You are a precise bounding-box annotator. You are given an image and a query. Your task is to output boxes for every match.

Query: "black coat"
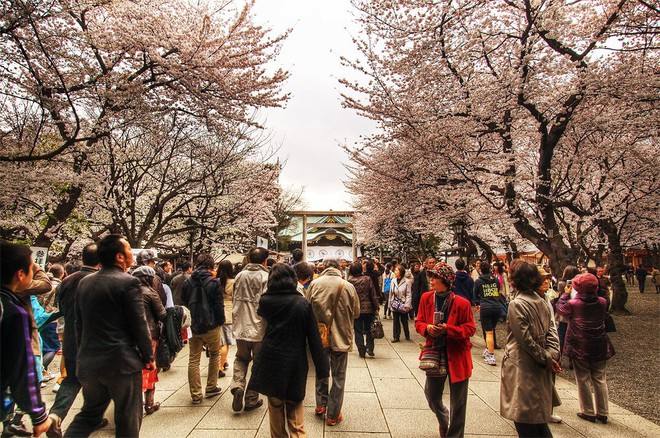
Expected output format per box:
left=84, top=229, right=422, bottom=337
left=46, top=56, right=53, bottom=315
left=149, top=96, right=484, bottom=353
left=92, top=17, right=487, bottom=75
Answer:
left=75, top=266, right=153, bottom=377
left=248, top=288, right=329, bottom=402
left=56, top=266, right=97, bottom=362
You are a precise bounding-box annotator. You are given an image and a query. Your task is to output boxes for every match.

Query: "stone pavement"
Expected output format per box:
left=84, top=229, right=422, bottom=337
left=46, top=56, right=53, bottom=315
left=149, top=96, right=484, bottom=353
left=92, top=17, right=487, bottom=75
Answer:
left=41, top=318, right=659, bottom=437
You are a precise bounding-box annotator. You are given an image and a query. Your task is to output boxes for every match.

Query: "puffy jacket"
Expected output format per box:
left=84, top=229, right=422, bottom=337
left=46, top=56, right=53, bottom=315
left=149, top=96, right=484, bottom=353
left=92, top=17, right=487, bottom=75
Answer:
left=232, top=263, right=269, bottom=342
left=556, top=291, right=615, bottom=362
left=348, top=275, right=379, bottom=315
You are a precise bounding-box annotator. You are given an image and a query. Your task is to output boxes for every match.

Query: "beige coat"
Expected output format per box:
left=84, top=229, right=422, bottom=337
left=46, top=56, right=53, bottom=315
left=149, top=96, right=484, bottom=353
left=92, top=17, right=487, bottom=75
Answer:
left=500, top=291, right=560, bottom=424
left=306, top=268, right=360, bottom=352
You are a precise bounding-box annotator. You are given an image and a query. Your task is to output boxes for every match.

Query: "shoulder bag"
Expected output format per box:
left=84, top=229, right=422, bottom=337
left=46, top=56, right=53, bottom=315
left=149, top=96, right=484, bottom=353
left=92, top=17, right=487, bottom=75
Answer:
left=604, top=312, right=616, bottom=333
left=318, top=280, right=344, bottom=348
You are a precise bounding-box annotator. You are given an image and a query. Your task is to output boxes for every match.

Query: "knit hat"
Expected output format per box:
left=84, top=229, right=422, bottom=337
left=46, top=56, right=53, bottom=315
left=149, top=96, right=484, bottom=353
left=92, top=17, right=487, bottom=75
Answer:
left=138, top=250, right=160, bottom=264
left=132, top=265, right=156, bottom=278
left=572, top=273, right=599, bottom=294
left=427, top=262, right=456, bottom=286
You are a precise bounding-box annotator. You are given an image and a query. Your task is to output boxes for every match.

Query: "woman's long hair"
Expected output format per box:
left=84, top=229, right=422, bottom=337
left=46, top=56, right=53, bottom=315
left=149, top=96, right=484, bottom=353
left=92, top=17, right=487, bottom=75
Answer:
left=217, top=259, right=234, bottom=290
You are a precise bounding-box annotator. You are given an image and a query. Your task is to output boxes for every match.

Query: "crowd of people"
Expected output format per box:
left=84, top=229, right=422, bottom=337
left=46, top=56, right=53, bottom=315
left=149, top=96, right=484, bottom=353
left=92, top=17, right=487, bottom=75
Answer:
left=1, top=237, right=647, bottom=437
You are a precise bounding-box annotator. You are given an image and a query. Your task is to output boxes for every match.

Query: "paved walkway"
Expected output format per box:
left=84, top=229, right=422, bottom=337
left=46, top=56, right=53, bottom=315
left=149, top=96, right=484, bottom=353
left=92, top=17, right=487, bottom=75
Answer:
left=42, top=318, right=658, bottom=437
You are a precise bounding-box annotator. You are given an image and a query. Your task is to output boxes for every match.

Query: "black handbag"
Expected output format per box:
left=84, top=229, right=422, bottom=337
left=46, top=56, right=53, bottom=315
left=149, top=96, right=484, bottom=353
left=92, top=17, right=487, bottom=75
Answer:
left=370, top=315, right=384, bottom=339
left=604, top=312, right=616, bottom=332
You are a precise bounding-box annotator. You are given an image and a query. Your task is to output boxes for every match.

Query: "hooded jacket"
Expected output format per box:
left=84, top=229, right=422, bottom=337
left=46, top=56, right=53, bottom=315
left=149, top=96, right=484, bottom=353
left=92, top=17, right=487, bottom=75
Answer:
left=232, top=263, right=269, bottom=342
left=453, top=271, right=474, bottom=304
left=181, top=269, right=224, bottom=335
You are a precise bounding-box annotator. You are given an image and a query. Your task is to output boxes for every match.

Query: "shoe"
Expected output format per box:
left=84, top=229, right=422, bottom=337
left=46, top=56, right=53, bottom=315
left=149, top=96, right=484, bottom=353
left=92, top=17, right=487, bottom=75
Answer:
left=494, top=345, right=503, bottom=350
left=93, top=418, right=108, bottom=432
left=482, top=348, right=489, bottom=358
left=484, top=354, right=496, bottom=366
left=144, top=389, right=161, bottom=414
left=205, top=386, right=222, bottom=398
left=577, top=412, right=596, bottom=422
left=4, top=422, right=31, bottom=437
left=223, top=363, right=229, bottom=370
left=232, top=388, right=244, bottom=412
left=359, top=352, right=365, bottom=358
left=46, top=414, right=62, bottom=438
left=41, top=381, right=47, bottom=388
left=144, top=402, right=160, bottom=415
left=244, top=399, right=263, bottom=411
left=218, top=369, right=226, bottom=378
left=192, top=398, right=202, bottom=405
left=42, top=371, right=55, bottom=382
left=367, top=350, right=375, bottom=357
left=326, top=412, right=343, bottom=426
left=52, top=383, right=60, bottom=393
left=314, top=406, right=326, bottom=416
left=405, top=336, right=411, bottom=341
left=596, top=414, right=608, bottom=424
left=391, top=338, right=400, bottom=343
left=549, top=414, right=562, bottom=423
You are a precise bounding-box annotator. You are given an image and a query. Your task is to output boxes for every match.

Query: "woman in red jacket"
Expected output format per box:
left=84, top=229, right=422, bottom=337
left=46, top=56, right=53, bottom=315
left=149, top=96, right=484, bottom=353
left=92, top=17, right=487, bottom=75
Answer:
left=415, top=263, right=476, bottom=437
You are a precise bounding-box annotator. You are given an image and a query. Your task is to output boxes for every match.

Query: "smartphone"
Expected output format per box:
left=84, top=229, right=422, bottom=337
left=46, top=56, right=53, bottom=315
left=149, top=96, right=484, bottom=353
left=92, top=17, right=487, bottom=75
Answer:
left=567, top=280, right=572, bottom=286
left=433, top=311, right=444, bottom=325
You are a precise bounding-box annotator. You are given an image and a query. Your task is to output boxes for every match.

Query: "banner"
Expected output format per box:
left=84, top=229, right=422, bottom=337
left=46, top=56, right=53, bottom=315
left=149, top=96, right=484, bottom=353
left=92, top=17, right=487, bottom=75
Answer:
left=30, top=247, right=49, bottom=269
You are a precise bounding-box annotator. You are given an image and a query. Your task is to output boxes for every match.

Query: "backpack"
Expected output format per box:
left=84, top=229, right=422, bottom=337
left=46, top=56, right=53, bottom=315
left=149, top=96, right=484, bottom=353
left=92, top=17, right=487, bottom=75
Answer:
left=384, top=276, right=392, bottom=293
left=187, top=276, right=214, bottom=335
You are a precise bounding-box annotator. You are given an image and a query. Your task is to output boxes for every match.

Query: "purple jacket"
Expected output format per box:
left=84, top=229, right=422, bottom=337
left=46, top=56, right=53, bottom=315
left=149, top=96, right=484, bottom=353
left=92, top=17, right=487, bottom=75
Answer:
left=556, top=291, right=614, bottom=362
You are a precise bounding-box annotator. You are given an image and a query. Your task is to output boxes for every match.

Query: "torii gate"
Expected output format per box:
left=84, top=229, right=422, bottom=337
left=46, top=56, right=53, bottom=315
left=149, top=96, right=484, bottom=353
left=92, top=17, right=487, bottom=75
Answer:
left=288, top=211, right=357, bottom=261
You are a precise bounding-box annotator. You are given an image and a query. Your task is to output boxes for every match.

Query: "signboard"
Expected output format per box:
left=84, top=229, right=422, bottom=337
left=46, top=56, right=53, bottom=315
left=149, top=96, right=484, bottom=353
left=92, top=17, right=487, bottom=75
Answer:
left=256, top=236, right=268, bottom=250
left=30, top=247, right=49, bottom=269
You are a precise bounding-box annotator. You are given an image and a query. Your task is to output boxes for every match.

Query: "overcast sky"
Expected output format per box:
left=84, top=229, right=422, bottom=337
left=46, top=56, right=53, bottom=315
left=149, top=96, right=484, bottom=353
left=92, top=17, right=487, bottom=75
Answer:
left=251, top=1, right=376, bottom=211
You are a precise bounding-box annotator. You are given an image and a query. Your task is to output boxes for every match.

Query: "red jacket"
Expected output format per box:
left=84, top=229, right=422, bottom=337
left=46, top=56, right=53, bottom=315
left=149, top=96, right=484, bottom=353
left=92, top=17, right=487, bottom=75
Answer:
left=415, top=291, right=476, bottom=383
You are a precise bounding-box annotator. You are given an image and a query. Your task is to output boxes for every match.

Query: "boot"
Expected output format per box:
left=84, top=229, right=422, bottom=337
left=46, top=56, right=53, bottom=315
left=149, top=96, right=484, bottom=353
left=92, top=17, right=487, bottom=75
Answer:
left=144, top=389, right=160, bottom=415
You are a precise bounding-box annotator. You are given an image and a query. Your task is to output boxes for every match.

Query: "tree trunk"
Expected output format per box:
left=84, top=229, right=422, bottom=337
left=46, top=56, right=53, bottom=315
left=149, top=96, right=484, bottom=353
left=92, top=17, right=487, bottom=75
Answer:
left=598, top=219, right=630, bottom=314
left=33, top=185, right=83, bottom=248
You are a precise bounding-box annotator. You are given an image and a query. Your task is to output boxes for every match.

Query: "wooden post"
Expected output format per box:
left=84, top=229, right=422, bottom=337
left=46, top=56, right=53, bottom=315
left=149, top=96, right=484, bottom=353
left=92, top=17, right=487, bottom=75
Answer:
left=352, top=225, right=357, bottom=261
left=302, top=214, right=308, bottom=262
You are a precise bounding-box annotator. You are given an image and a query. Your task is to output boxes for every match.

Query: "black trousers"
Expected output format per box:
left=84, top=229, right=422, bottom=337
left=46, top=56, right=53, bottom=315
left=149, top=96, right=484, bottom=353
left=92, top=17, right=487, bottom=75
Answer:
left=514, top=422, right=553, bottom=437
left=392, top=311, right=410, bottom=340
left=50, top=358, right=82, bottom=420
left=64, top=371, right=143, bottom=438
left=424, top=374, right=469, bottom=437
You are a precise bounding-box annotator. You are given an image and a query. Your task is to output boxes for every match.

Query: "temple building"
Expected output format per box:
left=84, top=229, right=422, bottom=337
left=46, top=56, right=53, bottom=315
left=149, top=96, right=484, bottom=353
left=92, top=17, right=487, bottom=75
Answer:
left=288, top=214, right=359, bottom=261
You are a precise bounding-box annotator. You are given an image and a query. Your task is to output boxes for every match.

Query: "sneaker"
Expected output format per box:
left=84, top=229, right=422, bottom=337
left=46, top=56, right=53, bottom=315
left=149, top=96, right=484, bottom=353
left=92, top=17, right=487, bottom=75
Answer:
left=52, top=383, right=60, bottom=393
left=205, top=386, right=222, bottom=398
left=484, top=354, right=496, bottom=366
left=244, top=399, right=263, bottom=411
left=191, top=398, right=202, bottom=405
left=326, top=412, right=343, bottom=426
left=42, top=371, right=55, bottom=382
left=549, top=414, right=562, bottom=423
left=4, top=422, right=31, bottom=437
left=482, top=348, right=489, bottom=358
left=314, top=406, right=326, bottom=416
left=41, top=381, right=47, bottom=388
left=218, top=369, right=226, bottom=378
left=232, top=388, right=244, bottom=412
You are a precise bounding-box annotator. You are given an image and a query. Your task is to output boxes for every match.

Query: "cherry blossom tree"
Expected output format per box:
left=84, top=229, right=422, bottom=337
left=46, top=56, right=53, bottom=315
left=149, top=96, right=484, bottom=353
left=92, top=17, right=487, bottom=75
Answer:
left=342, top=0, right=659, bottom=291
left=0, top=0, right=290, bottom=246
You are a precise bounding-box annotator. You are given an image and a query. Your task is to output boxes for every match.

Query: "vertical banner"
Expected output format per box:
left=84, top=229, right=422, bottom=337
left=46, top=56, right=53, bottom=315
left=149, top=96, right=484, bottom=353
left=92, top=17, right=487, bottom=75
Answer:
left=30, top=247, right=49, bottom=269
left=256, top=236, right=268, bottom=250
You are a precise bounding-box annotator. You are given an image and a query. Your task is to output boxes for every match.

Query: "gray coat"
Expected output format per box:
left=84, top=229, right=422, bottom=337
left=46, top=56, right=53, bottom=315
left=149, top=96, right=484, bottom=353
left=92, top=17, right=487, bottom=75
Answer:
left=500, top=291, right=560, bottom=424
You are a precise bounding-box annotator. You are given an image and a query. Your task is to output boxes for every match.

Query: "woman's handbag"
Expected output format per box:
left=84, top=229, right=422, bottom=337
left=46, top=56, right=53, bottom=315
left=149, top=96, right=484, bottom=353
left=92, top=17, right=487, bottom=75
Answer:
left=390, top=297, right=407, bottom=313
left=318, top=281, right=345, bottom=348
left=419, top=347, right=448, bottom=377
left=370, top=315, right=384, bottom=339
left=604, top=312, right=616, bottom=332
